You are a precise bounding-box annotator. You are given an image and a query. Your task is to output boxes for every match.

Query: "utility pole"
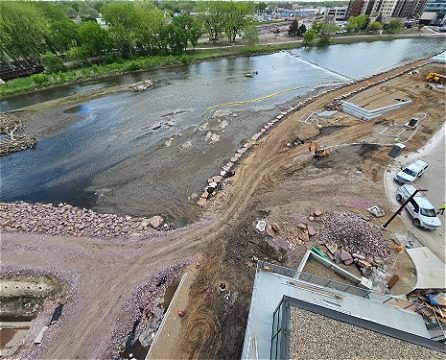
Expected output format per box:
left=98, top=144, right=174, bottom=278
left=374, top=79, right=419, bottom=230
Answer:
left=383, top=189, right=428, bottom=228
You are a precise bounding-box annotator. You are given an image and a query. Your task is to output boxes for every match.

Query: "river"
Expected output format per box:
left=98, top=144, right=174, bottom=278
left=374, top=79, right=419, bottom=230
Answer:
left=1, top=38, right=444, bottom=220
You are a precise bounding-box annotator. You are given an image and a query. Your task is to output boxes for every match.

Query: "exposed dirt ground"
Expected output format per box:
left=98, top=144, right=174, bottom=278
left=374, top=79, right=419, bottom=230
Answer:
left=1, top=60, right=445, bottom=359
left=169, top=62, right=446, bottom=359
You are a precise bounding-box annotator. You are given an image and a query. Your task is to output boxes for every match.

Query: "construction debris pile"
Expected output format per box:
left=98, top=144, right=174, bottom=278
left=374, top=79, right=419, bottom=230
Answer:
left=408, top=289, right=446, bottom=325
left=0, top=201, right=165, bottom=238
left=320, top=211, right=391, bottom=265
left=0, top=113, right=37, bottom=156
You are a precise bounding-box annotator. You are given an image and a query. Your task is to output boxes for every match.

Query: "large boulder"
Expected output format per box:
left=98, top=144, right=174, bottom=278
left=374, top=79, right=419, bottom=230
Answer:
left=149, top=215, right=164, bottom=229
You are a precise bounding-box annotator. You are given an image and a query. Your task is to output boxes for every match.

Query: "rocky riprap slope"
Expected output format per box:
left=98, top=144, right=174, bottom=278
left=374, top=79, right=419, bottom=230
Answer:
left=0, top=201, right=164, bottom=238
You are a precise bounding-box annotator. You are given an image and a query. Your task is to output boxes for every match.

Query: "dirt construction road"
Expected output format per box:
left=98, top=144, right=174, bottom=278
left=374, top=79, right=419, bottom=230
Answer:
left=1, top=59, right=445, bottom=359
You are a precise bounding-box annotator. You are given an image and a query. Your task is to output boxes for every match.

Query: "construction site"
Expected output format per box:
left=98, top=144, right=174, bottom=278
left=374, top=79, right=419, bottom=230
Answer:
left=1, top=57, right=445, bottom=359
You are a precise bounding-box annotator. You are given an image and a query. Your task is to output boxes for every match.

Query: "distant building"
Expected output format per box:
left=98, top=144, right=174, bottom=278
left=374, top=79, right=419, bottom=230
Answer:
left=346, top=0, right=428, bottom=19
left=325, top=6, right=348, bottom=21
left=294, top=7, right=323, bottom=17
left=278, top=8, right=295, bottom=18
left=420, top=0, right=446, bottom=25
left=393, top=0, right=428, bottom=18
left=347, top=0, right=367, bottom=17
left=241, top=261, right=445, bottom=360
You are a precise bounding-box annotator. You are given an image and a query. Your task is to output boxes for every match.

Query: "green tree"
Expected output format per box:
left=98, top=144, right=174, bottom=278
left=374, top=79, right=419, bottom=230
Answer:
left=288, top=19, right=300, bottom=36
left=256, top=2, right=267, bottom=13
left=368, top=21, right=382, bottom=32
left=170, top=14, right=203, bottom=52
left=166, top=24, right=185, bottom=55
left=223, top=1, right=254, bottom=44
left=243, top=24, right=259, bottom=47
left=102, top=2, right=141, bottom=58
left=0, top=2, right=49, bottom=64
left=137, top=6, right=165, bottom=54
left=388, top=19, right=403, bottom=34
left=303, top=29, right=316, bottom=47
left=78, top=21, right=111, bottom=57
left=298, top=24, right=307, bottom=36
left=40, top=52, right=65, bottom=72
left=34, top=2, right=66, bottom=22
left=66, top=46, right=88, bottom=61
left=347, top=14, right=368, bottom=32
left=318, top=22, right=338, bottom=46
left=311, top=21, right=323, bottom=33
left=198, top=1, right=226, bottom=44
left=49, top=19, right=79, bottom=54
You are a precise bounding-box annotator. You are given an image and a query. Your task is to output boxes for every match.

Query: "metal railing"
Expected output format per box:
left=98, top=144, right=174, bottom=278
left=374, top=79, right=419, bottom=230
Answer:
left=258, top=261, right=393, bottom=303
left=257, top=261, right=446, bottom=343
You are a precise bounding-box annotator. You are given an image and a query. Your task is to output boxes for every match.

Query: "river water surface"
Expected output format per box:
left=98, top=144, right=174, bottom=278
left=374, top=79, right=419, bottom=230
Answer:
left=1, top=38, right=444, bottom=219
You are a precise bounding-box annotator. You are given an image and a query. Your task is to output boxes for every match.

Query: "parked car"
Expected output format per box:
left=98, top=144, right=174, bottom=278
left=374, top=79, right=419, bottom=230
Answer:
left=396, top=184, right=441, bottom=229
left=394, top=160, right=428, bottom=184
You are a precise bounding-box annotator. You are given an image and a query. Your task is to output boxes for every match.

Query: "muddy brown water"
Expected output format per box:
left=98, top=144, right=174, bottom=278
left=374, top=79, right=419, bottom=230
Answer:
left=1, top=38, right=444, bottom=221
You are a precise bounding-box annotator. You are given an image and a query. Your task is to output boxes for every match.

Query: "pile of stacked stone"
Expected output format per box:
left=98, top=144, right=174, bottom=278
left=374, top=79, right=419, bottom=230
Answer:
left=128, top=79, right=153, bottom=92
left=0, top=201, right=165, bottom=238
left=0, top=113, right=37, bottom=156
left=320, top=211, right=391, bottom=268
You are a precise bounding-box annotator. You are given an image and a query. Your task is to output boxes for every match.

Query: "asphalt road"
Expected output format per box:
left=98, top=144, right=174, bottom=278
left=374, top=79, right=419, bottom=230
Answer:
left=385, top=123, right=445, bottom=262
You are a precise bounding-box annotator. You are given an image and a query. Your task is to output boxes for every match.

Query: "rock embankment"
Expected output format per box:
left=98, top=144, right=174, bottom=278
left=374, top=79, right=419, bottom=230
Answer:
left=0, top=201, right=165, bottom=238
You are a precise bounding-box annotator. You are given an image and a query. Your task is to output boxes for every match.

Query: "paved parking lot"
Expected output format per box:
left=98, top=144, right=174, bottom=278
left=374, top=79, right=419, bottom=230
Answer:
left=384, top=124, right=445, bottom=263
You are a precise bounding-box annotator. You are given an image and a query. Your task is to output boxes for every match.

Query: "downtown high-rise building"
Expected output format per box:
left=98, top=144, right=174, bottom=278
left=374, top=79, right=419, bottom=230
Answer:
left=346, top=0, right=429, bottom=18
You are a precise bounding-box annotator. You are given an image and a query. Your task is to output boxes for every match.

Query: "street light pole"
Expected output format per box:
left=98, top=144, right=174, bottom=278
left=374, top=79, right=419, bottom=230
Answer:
left=383, top=189, right=428, bottom=228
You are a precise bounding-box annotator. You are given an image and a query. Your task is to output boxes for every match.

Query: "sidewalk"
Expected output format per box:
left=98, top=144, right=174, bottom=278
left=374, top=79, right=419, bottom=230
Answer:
left=383, top=123, right=445, bottom=263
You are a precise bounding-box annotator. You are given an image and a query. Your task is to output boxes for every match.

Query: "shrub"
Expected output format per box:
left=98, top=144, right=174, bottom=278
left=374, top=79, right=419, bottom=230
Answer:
left=124, top=61, right=141, bottom=71
left=41, top=52, right=66, bottom=72
left=32, top=73, right=49, bottom=85
left=181, top=55, right=191, bottom=65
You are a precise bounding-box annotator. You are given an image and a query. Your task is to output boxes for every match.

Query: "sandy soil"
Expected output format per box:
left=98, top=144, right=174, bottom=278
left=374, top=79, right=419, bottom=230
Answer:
left=1, top=60, right=444, bottom=359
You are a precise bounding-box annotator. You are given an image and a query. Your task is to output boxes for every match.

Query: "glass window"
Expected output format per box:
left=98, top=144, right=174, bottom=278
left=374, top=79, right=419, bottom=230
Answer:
left=276, top=330, right=282, bottom=358
left=421, top=207, right=437, bottom=217
left=271, top=336, right=277, bottom=359
left=403, top=168, right=416, bottom=177
left=277, top=305, right=282, bottom=330
left=272, top=311, right=278, bottom=334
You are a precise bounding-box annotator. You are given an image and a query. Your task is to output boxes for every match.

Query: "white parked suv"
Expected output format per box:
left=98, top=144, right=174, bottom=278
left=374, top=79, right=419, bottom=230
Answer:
left=394, top=160, right=429, bottom=184
left=396, top=184, right=441, bottom=230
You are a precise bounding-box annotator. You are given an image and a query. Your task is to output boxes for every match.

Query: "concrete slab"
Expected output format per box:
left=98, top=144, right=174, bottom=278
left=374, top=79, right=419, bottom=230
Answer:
left=407, top=247, right=446, bottom=289
left=146, top=268, right=197, bottom=360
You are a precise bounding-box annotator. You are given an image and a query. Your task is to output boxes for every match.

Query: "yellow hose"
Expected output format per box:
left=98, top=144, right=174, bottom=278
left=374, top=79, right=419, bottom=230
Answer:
left=204, top=82, right=342, bottom=113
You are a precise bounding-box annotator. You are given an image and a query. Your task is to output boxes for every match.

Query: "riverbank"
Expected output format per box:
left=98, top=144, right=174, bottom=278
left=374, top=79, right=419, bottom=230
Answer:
left=1, top=33, right=443, bottom=99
